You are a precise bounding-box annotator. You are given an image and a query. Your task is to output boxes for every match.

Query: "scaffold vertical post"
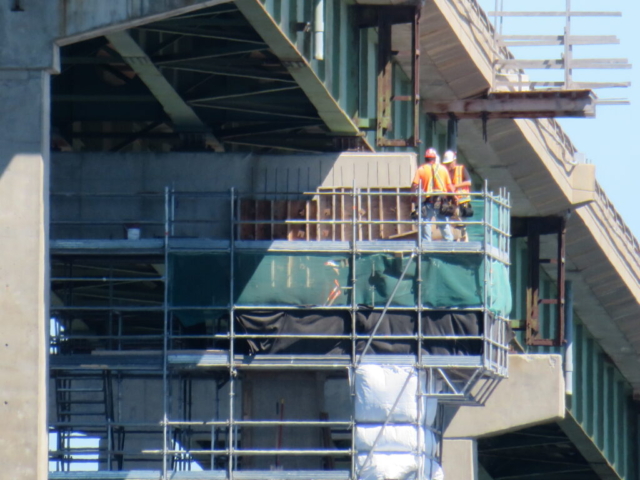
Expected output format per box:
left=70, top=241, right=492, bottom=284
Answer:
left=228, top=187, right=236, bottom=480
left=162, top=186, right=170, bottom=479
left=416, top=181, right=424, bottom=476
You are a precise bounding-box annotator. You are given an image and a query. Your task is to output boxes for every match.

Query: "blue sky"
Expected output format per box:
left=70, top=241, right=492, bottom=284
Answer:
left=476, top=0, right=638, bottom=237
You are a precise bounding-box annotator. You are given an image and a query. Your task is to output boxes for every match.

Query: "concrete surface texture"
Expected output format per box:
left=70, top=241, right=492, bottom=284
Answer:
left=50, top=152, right=417, bottom=240
left=242, top=372, right=325, bottom=470
left=444, top=354, right=565, bottom=439
left=0, top=70, right=50, bottom=479
left=0, top=3, right=254, bottom=478
left=442, top=439, right=477, bottom=480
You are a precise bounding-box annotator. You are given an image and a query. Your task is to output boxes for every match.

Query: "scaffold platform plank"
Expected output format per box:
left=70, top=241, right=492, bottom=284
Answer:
left=51, top=238, right=496, bottom=255
left=50, top=471, right=351, bottom=480
left=51, top=239, right=165, bottom=255
left=50, top=352, right=484, bottom=370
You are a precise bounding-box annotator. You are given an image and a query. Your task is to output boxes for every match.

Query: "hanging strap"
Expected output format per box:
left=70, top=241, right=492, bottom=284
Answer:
left=430, top=165, right=443, bottom=192
left=453, top=166, right=461, bottom=185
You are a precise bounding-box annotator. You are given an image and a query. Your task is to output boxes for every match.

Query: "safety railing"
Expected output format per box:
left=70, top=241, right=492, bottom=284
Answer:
left=51, top=186, right=510, bottom=253
left=48, top=186, right=510, bottom=476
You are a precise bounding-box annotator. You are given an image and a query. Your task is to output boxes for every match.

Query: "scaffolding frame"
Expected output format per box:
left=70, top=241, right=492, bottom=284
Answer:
left=49, top=185, right=510, bottom=478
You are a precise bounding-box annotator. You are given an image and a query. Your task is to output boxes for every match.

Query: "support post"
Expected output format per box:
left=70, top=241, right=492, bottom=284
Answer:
left=525, top=219, right=541, bottom=345
left=373, top=6, right=421, bottom=148
left=514, top=216, right=566, bottom=346
left=376, top=15, right=393, bottom=145
left=564, top=280, right=574, bottom=395
left=0, top=68, right=51, bottom=480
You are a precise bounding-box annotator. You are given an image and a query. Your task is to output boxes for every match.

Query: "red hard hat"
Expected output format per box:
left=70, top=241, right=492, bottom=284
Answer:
left=424, top=148, right=438, bottom=159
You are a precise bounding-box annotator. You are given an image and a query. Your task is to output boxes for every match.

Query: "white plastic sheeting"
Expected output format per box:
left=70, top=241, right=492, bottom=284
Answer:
left=357, top=454, right=444, bottom=480
left=355, top=425, right=437, bottom=456
left=355, top=365, right=443, bottom=480
left=355, top=365, right=440, bottom=424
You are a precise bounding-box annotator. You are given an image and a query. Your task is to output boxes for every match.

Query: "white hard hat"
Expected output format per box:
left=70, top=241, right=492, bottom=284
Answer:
left=442, top=150, right=457, bottom=164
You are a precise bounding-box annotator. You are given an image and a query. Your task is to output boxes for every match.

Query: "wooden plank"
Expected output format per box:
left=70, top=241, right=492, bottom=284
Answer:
left=357, top=193, right=364, bottom=241
left=272, top=200, right=287, bottom=240
left=399, top=187, right=413, bottom=236
left=395, top=187, right=401, bottom=237
left=378, top=190, right=386, bottom=239
left=346, top=188, right=356, bottom=242
left=318, top=190, right=333, bottom=241
left=255, top=199, right=271, bottom=240
left=306, top=199, right=317, bottom=241
left=367, top=189, right=374, bottom=240
left=340, top=189, right=347, bottom=242
left=239, top=198, right=256, bottom=240
left=287, top=200, right=307, bottom=241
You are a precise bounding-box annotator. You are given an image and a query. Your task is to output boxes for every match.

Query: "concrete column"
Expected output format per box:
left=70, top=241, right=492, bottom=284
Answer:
left=441, top=355, right=565, bottom=480
left=442, top=439, right=477, bottom=480
left=0, top=69, right=51, bottom=479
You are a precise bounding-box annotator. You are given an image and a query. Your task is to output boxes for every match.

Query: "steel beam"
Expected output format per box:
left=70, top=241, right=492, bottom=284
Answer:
left=218, top=121, right=321, bottom=139
left=188, top=85, right=301, bottom=103
left=235, top=0, right=369, bottom=146
left=138, top=25, right=266, bottom=45
left=105, top=30, right=222, bottom=150
left=58, top=0, right=234, bottom=45
left=152, top=45, right=270, bottom=64
left=190, top=103, right=320, bottom=120
left=424, top=91, right=598, bottom=119
left=162, top=62, right=297, bottom=83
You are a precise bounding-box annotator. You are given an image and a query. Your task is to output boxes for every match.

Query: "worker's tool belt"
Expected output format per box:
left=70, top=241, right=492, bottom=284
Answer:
left=458, top=202, right=474, bottom=218
left=424, top=196, right=457, bottom=217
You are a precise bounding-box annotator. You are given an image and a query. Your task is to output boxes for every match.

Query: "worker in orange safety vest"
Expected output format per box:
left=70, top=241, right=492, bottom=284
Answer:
left=411, top=148, right=454, bottom=242
left=442, top=150, right=472, bottom=241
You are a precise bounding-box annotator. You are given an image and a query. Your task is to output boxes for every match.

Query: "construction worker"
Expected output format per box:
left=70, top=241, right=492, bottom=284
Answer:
left=442, top=150, right=472, bottom=241
left=411, top=148, right=454, bottom=242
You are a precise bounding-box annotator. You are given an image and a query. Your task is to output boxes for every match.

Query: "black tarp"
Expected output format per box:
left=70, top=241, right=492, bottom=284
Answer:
left=236, top=310, right=350, bottom=355
left=236, top=310, right=487, bottom=356
left=356, top=310, right=483, bottom=355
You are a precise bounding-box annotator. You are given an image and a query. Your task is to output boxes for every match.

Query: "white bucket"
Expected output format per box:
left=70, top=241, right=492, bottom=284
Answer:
left=126, top=227, right=141, bottom=240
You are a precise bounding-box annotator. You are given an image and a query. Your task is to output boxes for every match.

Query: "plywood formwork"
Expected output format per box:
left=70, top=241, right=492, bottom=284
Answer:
left=238, top=187, right=415, bottom=242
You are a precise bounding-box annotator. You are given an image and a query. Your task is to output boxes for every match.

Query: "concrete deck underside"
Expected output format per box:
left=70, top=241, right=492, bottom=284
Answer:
left=393, top=0, right=640, bottom=390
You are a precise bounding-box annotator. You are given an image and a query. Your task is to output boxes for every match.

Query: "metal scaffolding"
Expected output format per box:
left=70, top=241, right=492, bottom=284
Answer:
left=48, top=186, right=510, bottom=477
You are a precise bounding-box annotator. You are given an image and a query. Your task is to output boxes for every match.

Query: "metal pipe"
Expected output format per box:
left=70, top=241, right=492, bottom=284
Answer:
left=564, top=280, right=574, bottom=395
left=162, top=186, right=170, bottom=480
left=228, top=187, right=236, bottom=480
left=144, top=448, right=353, bottom=456
left=314, top=0, right=325, bottom=61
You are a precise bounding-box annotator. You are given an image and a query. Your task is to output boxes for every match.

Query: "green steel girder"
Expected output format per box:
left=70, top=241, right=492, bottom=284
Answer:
left=218, top=121, right=323, bottom=139
left=152, top=45, right=270, bottom=64
left=58, top=0, right=235, bottom=45
left=106, top=30, right=222, bottom=151
left=52, top=0, right=420, bottom=153
left=191, top=102, right=320, bottom=120
left=235, top=0, right=371, bottom=149
left=161, top=62, right=297, bottom=83
left=187, top=85, right=300, bottom=103
left=137, top=25, right=266, bottom=45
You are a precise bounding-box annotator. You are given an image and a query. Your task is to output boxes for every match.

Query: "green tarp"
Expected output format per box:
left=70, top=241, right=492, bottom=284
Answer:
left=168, top=251, right=511, bottom=324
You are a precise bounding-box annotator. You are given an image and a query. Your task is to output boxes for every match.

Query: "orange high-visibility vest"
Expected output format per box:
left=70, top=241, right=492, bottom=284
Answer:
left=453, top=165, right=471, bottom=204
left=412, top=164, right=452, bottom=197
